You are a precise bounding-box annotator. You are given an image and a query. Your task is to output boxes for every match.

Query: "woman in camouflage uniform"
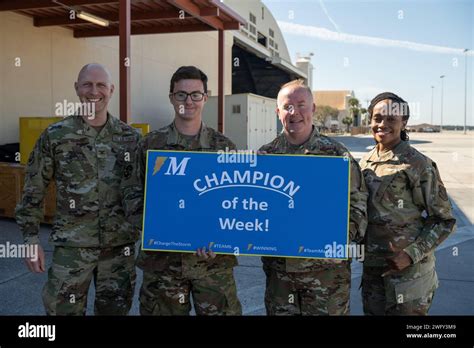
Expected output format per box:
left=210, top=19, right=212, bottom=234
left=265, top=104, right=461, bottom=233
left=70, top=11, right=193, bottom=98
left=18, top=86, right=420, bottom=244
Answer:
left=360, top=92, right=456, bottom=315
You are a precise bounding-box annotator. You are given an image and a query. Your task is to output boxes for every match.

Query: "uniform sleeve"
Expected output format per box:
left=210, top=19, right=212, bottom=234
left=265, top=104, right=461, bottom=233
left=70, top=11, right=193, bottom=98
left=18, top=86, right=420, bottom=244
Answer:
left=121, top=137, right=147, bottom=234
left=221, top=138, right=237, bottom=151
left=227, top=140, right=237, bottom=151
left=214, top=132, right=237, bottom=151
left=335, top=144, right=368, bottom=243
left=348, top=155, right=369, bottom=243
left=258, top=143, right=271, bottom=153
left=403, top=162, right=456, bottom=263
left=15, top=130, right=55, bottom=245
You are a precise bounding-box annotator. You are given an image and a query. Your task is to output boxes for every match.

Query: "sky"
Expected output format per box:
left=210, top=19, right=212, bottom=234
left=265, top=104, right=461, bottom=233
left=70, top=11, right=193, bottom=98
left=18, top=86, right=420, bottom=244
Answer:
left=261, top=0, right=473, bottom=126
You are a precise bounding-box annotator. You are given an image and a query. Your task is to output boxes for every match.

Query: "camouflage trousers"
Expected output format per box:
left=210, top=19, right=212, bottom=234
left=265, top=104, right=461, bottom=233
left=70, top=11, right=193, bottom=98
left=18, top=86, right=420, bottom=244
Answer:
left=263, top=262, right=351, bottom=316
left=42, top=244, right=136, bottom=315
left=362, top=265, right=436, bottom=315
left=139, top=267, right=242, bottom=316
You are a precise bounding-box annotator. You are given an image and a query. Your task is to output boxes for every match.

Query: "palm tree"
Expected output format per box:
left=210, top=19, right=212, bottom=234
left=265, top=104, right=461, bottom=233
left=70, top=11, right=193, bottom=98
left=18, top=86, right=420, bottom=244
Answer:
left=342, top=117, right=353, bottom=132
left=348, top=97, right=360, bottom=126
left=360, top=107, right=368, bottom=126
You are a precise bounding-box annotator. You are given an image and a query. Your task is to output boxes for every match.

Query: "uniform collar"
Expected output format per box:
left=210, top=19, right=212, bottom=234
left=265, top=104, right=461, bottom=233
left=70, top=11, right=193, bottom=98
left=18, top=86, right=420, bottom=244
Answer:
left=75, top=112, right=121, bottom=137
left=280, top=125, right=320, bottom=150
left=368, top=140, right=410, bottom=163
left=167, top=121, right=211, bottom=148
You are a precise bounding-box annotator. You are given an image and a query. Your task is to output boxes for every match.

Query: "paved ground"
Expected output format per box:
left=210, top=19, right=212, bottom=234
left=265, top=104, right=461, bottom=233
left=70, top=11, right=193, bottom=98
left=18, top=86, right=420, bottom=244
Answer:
left=0, top=131, right=472, bottom=315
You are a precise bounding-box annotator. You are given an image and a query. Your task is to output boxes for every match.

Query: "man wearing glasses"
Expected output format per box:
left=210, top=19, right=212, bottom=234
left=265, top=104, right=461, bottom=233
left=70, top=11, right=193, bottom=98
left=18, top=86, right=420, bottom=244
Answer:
left=122, top=66, right=242, bottom=315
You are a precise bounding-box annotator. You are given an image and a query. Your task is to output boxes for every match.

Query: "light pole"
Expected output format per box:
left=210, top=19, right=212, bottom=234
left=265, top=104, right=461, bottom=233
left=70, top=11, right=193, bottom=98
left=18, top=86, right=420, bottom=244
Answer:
left=440, top=75, right=445, bottom=132
left=430, top=86, right=434, bottom=125
left=463, top=49, right=469, bottom=134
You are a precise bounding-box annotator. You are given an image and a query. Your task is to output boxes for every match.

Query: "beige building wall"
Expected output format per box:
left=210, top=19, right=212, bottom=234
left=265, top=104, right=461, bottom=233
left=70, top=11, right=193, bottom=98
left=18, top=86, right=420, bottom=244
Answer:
left=0, top=11, right=233, bottom=144
left=313, top=90, right=354, bottom=129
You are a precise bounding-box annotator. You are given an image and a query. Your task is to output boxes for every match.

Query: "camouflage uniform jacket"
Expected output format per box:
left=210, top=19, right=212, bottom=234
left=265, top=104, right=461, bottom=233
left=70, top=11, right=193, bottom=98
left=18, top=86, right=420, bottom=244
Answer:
left=259, top=126, right=368, bottom=272
left=359, top=140, right=456, bottom=267
left=16, top=114, right=141, bottom=248
left=122, top=121, right=238, bottom=274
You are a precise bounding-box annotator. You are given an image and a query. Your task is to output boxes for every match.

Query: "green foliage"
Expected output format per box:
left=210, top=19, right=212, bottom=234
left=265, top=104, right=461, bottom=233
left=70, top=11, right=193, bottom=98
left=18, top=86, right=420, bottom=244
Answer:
left=342, top=116, right=353, bottom=132
left=313, top=105, right=339, bottom=125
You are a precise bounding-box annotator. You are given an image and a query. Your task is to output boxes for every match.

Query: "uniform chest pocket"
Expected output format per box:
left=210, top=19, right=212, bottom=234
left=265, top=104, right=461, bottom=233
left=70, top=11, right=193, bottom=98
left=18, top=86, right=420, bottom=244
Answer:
left=363, top=168, right=382, bottom=197
left=55, top=144, right=94, bottom=181
left=382, top=171, right=412, bottom=203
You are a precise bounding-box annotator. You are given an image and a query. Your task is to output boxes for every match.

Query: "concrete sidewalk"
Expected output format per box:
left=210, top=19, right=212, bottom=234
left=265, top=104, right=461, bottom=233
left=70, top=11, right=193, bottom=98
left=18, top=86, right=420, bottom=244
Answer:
left=1, top=132, right=472, bottom=315
left=0, top=217, right=472, bottom=315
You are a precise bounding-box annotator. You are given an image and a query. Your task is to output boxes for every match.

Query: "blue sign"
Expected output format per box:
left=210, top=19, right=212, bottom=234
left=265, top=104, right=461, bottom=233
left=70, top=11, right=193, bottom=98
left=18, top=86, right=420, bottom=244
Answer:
left=142, top=150, right=350, bottom=259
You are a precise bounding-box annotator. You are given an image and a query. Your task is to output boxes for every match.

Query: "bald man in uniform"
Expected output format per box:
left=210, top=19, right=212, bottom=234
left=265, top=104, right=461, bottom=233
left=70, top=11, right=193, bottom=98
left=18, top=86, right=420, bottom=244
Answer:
left=16, top=63, right=141, bottom=315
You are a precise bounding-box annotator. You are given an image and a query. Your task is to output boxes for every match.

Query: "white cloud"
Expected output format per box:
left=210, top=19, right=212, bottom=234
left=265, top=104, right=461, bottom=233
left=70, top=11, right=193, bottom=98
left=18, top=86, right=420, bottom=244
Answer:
left=319, top=0, right=341, bottom=33
left=278, top=21, right=473, bottom=56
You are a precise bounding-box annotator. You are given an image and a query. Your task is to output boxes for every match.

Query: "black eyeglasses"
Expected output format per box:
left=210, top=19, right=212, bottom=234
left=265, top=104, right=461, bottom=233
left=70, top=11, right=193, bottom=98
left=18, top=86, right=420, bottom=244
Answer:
left=170, top=91, right=207, bottom=102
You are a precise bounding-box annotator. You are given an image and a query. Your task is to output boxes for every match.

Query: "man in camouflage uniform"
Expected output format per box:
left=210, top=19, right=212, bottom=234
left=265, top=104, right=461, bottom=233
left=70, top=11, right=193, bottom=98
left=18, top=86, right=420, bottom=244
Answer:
left=16, top=63, right=141, bottom=315
left=122, top=66, right=242, bottom=315
left=360, top=92, right=456, bottom=315
left=259, top=79, right=368, bottom=315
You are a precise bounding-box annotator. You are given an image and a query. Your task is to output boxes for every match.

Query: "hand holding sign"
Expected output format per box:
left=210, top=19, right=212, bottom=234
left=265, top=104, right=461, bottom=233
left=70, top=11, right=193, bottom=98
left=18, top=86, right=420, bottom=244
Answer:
left=196, top=247, right=216, bottom=259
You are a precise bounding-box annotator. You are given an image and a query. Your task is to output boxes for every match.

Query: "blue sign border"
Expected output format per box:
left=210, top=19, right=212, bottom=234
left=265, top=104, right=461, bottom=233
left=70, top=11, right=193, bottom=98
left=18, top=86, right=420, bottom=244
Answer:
left=141, top=150, right=351, bottom=259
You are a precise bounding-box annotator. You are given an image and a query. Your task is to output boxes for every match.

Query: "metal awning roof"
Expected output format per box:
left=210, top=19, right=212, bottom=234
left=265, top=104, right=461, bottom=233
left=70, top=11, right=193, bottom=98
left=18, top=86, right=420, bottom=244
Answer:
left=0, top=0, right=246, bottom=37
left=1, top=0, right=247, bottom=131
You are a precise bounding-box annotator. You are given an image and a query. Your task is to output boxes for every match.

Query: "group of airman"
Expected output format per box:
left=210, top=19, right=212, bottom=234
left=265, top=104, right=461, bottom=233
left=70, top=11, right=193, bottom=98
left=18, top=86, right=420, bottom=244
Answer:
left=16, top=64, right=456, bottom=316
